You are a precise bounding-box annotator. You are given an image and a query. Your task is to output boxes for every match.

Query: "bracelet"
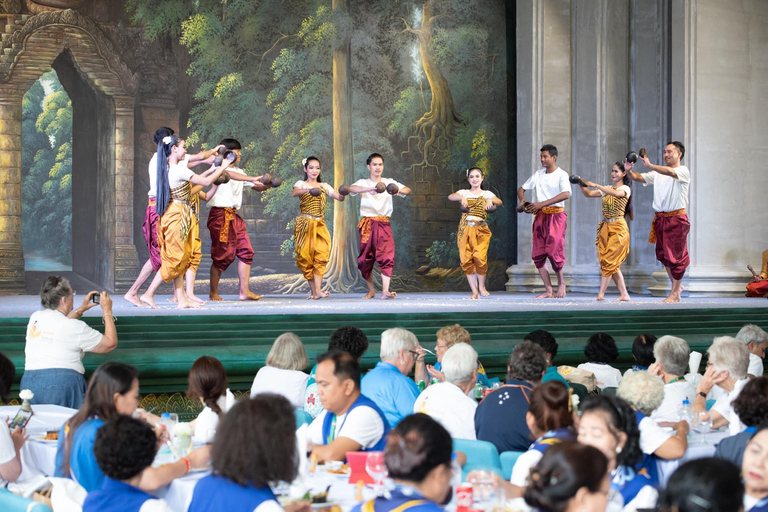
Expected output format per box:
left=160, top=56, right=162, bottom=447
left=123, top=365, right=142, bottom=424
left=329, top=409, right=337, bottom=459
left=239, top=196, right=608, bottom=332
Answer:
left=181, top=457, right=190, bottom=475
left=102, top=314, right=116, bottom=324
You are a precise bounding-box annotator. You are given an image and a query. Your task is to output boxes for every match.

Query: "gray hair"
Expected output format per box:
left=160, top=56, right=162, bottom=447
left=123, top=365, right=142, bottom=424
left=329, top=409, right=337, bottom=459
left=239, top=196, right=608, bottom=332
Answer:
left=654, top=336, right=691, bottom=377
left=40, top=276, right=71, bottom=310
left=708, top=336, right=750, bottom=381
left=617, top=370, right=664, bottom=416
left=441, top=343, right=478, bottom=384
left=266, top=333, right=309, bottom=371
left=736, top=325, right=768, bottom=345
left=380, top=328, right=419, bottom=361
left=506, top=341, right=548, bottom=383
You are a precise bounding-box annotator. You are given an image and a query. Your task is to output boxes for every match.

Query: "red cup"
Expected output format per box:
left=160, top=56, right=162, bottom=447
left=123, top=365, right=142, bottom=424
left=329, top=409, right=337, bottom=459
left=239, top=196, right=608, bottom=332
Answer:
left=456, top=483, right=474, bottom=511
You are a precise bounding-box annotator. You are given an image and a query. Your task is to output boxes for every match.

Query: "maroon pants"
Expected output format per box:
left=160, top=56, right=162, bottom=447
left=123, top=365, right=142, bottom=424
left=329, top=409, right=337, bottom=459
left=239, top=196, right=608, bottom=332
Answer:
left=207, top=207, right=254, bottom=272
left=746, top=280, right=768, bottom=297
left=358, top=220, right=395, bottom=279
left=142, top=199, right=161, bottom=272
left=654, top=214, right=690, bottom=281
left=532, top=211, right=567, bottom=272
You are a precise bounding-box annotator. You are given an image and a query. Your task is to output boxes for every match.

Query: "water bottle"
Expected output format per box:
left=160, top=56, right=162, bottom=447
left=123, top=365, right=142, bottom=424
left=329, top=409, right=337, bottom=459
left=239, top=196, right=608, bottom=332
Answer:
left=678, top=399, right=693, bottom=426
left=449, top=452, right=463, bottom=505
left=158, top=413, right=173, bottom=454
left=473, top=382, right=483, bottom=401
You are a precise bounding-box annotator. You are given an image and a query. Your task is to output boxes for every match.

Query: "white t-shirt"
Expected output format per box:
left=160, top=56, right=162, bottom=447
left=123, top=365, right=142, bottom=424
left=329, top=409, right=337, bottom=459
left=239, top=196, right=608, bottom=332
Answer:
left=749, top=353, right=764, bottom=377
left=168, top=156, right=194, bottom=189
left=577, top=362, right=622, bottom=389
left=307, top=405, right=385, bottom=450
left=622, top=482, right=658, bottom=512
left=140, top=499, right=175, bottom=512
left=712, top=378, right=749, bottom=435
left=598, top=185, right=632, bottom=198
left=641, top=166, right=690, bottom=212
left=193, top=390, right=234, bottom=444
left=510, top=449, right=543, bottom=486
left=350, top=178, right=406, bottom=217
left=0, top=422, right=16, bottom=487
left=293, top=181, right=334, bottom=195
left=25, top=309, right=103, bottom=373
left=638, top=415, right=672, bottom=455
left=651, top=380, right=696, bottom=422
left=148, top=153, right=158, bottom=198
left=413, top=382, right=477, bottom=440
left=455, top=189, right=497, bottom=222
left=520, top=167, right=572, bottom=207
left=207, top=167, right=255, bottom=209
left=250, top=366, right=309, bottom=409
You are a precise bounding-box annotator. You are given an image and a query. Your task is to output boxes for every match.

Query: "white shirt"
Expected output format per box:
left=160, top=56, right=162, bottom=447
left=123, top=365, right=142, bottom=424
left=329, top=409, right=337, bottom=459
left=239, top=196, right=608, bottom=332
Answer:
left=651, top=379, right=696, bottom=422
left=140, top=500, right=175, bottom=512
left=638, top=415, right=672, bottom=455
left=293, top=181, right=334, bottom=195
left=622, top=482, right=658, bottom=512
left=350, top=178, right=406, bottom=217
left=598, top=184, right=632, bottom=198
left=148, top=153, right=158, bottom=197
left=520, top=167, right=572, bottom=207
left=749, top=353, right=764, bottom=377
left=307, top=405, right=385, bottom=450
left=250, top=366, right=309, bottom=409
left=641, top=166, right=690, bottom=212
left=24, top=309, right=103, bottom=373
left=455, top=189, right=497, bottom=222
left=0, top=422, right=16, bottom=487
left=168, top=156, right=194, bottom=189
left=207, top=167, right=254, bottom=209
left=413, top=382, right=477, bottom=440
left=712, top=378, right=749, bottom=435
left=510, top=450, right=543, bottom=486
left=193, top=390, right=234, bottom=444
left=577, top=362, right=622, bottom=389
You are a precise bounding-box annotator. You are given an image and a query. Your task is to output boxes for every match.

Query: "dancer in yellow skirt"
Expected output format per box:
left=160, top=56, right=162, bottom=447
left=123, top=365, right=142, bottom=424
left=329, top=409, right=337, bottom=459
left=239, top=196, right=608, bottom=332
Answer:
left=577, top=161, right=633, bottom=302
left=448, top=168, right=503, bottom=299
left=292, top=156, right=346, bottom=300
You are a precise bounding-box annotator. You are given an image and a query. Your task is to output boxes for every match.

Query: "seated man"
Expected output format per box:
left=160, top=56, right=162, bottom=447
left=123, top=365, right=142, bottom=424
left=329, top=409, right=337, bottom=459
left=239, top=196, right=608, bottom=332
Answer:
left=648, top=335, right=696, bottom=422
left=308, top=351, right=389, bottom=463
left=361, top=328, right=426, bottom=427
left=694, top=336, right=750, bottom=435
left=414, top=343, right=478, bottom=439
left=746, top=250, right=768, bottom=297
left=523, top=329, right=568, bottom=386
left=735, top=324, right=768, bottom=378
left=475, top=341, right=547, bottom=453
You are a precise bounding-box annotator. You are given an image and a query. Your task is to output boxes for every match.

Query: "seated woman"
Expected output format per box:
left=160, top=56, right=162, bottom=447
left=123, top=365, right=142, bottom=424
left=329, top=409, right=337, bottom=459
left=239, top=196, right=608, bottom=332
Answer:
left=624, top=333, right=657, bottom=377
left=83, top=416, right=173, bottom=512
left=188, top=394, right=307, bottom=512
left=715, top=377, right=768, bottom=467
left=426, top=324, right=490, bottom=387
left=577, top=333, right=622, bottom=390
left=351, top=413, right=453, bottom=512
left=657, top=458, right=742, bottom=512
left=742, top=424, right=768, bottom=512
left=186, top=356, right=234, bottom=443
left=21, top=276, right=117, bottom=408
left=0, top=352, right=25, bottom=486
left=523, top=441, right=611, bottom=512
left=55, top=361, right=210, bottom=492
left=251, top=333, right=310, bottom=408
left=578, top=395, right=657, bottom=512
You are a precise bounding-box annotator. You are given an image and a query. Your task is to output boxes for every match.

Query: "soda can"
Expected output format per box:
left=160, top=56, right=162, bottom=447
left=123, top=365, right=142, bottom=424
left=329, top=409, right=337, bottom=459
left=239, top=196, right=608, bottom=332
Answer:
left=482, top=388, right=494, bottom=399
left=456, top=483, right=474, bottom=511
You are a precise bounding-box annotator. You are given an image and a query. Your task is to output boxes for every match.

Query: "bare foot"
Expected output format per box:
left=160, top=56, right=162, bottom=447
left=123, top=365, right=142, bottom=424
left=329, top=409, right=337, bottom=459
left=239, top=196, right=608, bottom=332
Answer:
left=168, top=296, right=177, bottom=303
left=320, top=291, right=330, bottom=298
left=124, top=291, right=144, bottom=307
left=381, top=291, right=397, bottom=300
left=534, top=290, right=554, bottom=299
left=661, top=293, right=681, bottom=303
left=209, top=293, right=223, bottom=301
left=479, top=288, right=490, bottom=297
left=596, top=295, right=605, bottom=302
left=239, top=291, right=262, bottom=301
left=362, top=291, right=376, bottom=299
left=615, top=295, right=631, bottom=302
left=469, top=293, right=479, bottom=300
left=178, top=299, right=202, bottom=309
left=556, top=284, right=567, bottom=298
left=188, top=294, right=207, bottom=305
left=139, top=294, right=159, bottom=309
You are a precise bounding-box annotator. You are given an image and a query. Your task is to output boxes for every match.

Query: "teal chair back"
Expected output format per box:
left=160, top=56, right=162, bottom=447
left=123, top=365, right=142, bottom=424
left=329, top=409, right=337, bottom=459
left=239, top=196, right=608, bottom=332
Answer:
left=601, top=387, right=618, bottom=395
left=0, top=489, right=52, bottom=512
left=499, top=450, right=524, bottom=480
left=295, top=409, right=313, bottom=428
left=453, top=438, right=503, bottom=479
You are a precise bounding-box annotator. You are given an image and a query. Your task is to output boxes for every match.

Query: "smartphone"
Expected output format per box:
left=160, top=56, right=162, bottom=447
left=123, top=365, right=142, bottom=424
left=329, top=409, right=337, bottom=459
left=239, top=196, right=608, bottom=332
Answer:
left=92, top=293, right=100, bottom=304
left=9, top=407, right=33, bottom=430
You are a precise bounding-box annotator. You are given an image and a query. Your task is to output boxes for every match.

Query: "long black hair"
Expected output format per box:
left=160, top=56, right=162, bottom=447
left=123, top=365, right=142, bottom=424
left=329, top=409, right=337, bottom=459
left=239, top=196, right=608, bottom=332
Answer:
left=303, top=156, right=322, bottom=183
left=156, top=135, right=183, bottom=218
left=579, top=395, right=643, bottom=468
left=613, top=161, right=633, bottom=220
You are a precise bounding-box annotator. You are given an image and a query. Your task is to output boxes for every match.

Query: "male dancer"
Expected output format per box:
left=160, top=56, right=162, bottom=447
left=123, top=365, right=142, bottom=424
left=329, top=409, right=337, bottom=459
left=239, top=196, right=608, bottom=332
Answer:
left=349, top=153, right=410, bottom=299
left=207, top=138, right=268, bottom=301
left=517, top=144, right=572, bottom=298
left=628, top=141, right=690, bottom=303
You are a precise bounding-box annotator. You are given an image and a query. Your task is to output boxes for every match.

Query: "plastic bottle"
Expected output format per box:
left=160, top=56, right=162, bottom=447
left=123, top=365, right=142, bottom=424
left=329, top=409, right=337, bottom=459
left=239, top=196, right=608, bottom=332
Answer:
left=473, top=382, right=483, bottom=401
left=449, top=452, right=463, bottom=506
left=417, top=380, right=426, bottom=392
left=158, top=413, right=173, bottom=454
left=678, top=399, right=693, bottom=426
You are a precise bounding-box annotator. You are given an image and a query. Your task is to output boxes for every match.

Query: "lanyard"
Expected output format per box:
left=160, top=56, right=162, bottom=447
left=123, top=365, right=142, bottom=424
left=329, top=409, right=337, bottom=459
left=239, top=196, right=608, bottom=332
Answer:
left=326, top=413, right=350, bottom=444
left=668, top=376, right=685, bottom=384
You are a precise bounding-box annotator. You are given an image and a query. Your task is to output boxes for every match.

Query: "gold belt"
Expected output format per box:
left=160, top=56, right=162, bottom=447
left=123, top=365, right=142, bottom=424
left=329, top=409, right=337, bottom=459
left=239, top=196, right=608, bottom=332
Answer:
left=649, top=208, right=686, bottom=244
left=603, top=217, right=624, bottom=224
left=467, top=220, right=487, bottom=227
left=299, top=213, right=323, bottom=221
left=540, top=206, right=564, bottom=215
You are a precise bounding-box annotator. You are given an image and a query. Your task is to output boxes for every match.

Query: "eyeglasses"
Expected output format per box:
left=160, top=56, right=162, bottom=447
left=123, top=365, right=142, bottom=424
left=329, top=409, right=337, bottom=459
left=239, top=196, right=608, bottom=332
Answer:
left=408, top=350, right=420, bottom=361
left=435, top=344, right=448, bottom=350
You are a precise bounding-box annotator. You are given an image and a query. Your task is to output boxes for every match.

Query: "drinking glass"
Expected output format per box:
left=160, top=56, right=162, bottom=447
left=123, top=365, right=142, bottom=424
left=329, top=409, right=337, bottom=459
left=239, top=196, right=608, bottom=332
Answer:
left=469, top=469, right=496, bottom=508
left=366, top=451, right=387, bottom=494
left=696, top=411, right=711, bottom=443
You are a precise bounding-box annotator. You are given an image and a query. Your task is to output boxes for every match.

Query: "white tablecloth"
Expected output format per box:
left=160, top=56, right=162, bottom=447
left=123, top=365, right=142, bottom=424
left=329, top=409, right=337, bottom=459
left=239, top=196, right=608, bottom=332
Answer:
left=656, top=429, right=730, bottom=485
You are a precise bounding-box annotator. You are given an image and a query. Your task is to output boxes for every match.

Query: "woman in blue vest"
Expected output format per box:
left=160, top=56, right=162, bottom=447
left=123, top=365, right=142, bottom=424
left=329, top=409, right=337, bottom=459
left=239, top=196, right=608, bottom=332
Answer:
left=742, top=425, right=768, bottom=512
left=658, top=458, right=742, bottom=512
left=577, top=395, right=656, bottom=511
left=351, top=413, right=452, bottom=512
left=189, top=394, right=303, bottom=512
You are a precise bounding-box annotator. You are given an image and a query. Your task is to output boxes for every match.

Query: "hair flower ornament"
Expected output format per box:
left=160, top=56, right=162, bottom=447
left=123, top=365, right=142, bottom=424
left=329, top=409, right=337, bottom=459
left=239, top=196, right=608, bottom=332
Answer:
left=163, top=136, right=172, bottom=145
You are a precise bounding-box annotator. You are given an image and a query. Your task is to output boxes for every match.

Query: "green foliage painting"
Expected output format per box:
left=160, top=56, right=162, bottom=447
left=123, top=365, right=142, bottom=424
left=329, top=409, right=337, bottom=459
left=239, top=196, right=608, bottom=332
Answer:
left=22, top=71, right=73, bottom=268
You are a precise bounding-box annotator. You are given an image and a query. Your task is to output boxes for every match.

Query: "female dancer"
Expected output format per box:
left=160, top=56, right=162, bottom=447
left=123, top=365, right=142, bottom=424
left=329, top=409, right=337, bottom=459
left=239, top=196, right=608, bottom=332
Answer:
left=577, top=162, right=632, bottom=301
left=448, top=167, right=502, bottom=299
left=292, top=156, right=345, bottom=299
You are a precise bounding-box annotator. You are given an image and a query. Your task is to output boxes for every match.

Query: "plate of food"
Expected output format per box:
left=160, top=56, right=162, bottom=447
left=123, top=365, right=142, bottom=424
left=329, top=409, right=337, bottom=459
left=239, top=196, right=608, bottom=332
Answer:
left=33, top=431, right=60, bottom=444
left=323, top=461, right=350, bottom=475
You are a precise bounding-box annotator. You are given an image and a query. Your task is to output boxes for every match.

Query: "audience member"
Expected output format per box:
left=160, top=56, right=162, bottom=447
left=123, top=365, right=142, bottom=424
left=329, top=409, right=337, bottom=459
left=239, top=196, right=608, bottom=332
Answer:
left=648, top=336, right=696, bottom=422
left=624, top=333, right=657, bottom=376
left=187, top=356, right=234, bottom=444
left=304, top=326, right=369, bottom=418
left=715, top=377, right=768, bottom=467
left=736, top=324, right=768, bottom=378
left=361, top=328, right=425, bottom=427
left=578, top=333, right=622, bottom=389
left=21, top=276, right=117, bottom=408
left=413, top=343, right=478, bottom=439
left=657, top=458, right=742, bottom=512
left=0, top=352, right=25, bottom=486
left=426, top=324, right=490, bottom=387
left=524, top=330, right=569, bottom=386
left=694, top=336, right=750, bottom=435
left=475, top=341, right=548, bottom=453
left=351, top=414, right=452, bottom=512
left=741, top=424, right=768, bottom=512
left=307, top=351, right=389, bottom=462
left=578, top=395, right=657, bottom=511
left=523, top=442, right=611, bottom=512
left=82, top=416, right=173, bottom=512
left=251, top=333, right=310, bottom=408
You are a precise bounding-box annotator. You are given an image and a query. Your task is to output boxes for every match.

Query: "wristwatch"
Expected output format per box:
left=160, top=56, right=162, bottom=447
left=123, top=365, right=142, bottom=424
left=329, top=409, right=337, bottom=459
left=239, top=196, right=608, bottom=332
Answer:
left=698, top=391, right=707, bottom=399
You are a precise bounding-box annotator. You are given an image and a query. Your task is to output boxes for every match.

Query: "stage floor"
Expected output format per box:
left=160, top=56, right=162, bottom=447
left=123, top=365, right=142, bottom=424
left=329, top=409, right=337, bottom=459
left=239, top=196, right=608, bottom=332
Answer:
left=0, top=291, right=764, bottom=318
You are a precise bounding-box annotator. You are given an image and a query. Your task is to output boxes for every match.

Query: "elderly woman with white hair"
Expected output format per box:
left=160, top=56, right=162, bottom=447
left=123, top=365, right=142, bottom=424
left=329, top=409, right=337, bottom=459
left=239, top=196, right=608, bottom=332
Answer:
left=250, top=333, right=310, bottom=408
left=647, top=336, right=696, bottom=422
left=694, top=336, right=750, bottom=435
left=413, top=343, right=478, bottom=439
left=361, top=328, right=426, bottom=427
left=735, top=324, right=768, bottom=378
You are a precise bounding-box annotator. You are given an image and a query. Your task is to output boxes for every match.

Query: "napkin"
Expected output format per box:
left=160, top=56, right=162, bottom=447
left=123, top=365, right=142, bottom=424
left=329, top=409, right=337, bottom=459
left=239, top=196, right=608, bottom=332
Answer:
left=296, top=423, right=309, bottom=478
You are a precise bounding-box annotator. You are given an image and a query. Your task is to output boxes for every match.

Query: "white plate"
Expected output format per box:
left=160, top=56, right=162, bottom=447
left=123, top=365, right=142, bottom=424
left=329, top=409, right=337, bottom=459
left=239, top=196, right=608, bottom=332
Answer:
left=31, top=436, right=59, bottom=444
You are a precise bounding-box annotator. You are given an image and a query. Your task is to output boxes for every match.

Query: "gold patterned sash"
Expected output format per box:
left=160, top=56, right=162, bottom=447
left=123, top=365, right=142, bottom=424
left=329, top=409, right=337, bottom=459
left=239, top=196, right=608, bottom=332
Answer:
left=169, top=182, right=196, bottom=241
left=649, top=208, right=686, bottom=244
left=219, top=207, right=237, bottom=243
left=358, top=216, right=390, bottom=244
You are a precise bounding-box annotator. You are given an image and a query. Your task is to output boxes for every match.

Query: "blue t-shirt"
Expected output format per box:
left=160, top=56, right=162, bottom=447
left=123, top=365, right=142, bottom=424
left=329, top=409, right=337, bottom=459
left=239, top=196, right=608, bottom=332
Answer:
left=351, top=484, right=443, bottom=512
left=474, top=380, right=534, bottom=453
left=542, top=366, right=568, bottom=386
left=361, top=362, right=420, bottom=428
left=83, top=477, right=155, bottom=512
left=54, top=417, right=105, bottom=492
left=189, top=474, right=277, bottom=512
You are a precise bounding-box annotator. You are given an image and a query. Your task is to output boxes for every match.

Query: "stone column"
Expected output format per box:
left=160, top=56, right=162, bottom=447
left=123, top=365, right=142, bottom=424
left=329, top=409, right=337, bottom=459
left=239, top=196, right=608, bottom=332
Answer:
left=113, top=96, right=139, bottom=291
left=0, top=88, right=25, bottom=294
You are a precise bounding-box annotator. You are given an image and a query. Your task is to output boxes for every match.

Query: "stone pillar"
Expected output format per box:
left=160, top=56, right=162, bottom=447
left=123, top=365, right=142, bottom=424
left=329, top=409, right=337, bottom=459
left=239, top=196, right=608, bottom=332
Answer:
left=0, top=89, right=25, bottom=294
left=113, top=96, right=138, bottom=291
